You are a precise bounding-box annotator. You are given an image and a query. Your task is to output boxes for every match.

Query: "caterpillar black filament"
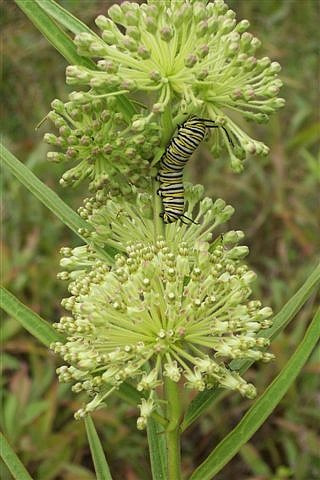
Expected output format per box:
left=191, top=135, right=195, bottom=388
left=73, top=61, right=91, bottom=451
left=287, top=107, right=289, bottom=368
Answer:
left=157, top=116, right=231, bottom=224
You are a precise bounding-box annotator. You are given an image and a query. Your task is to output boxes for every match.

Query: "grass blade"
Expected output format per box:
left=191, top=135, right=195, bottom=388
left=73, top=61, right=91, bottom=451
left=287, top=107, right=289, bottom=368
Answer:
left=182, top=262, right=320, bottom=431
left=0, top=287, right=64, bottom=347
left=1, top=144, right=113, bottom=261
left=15, top=0, right=93, bottom=68
left=0, top=432, right=33, bottom=480
left=147, top=417, right=167, bottom=480
left=34, top=0, right=100, bottom=38
left=189, top=308, right=320, bottom=480
left=85, top=416, right=113, bottom=480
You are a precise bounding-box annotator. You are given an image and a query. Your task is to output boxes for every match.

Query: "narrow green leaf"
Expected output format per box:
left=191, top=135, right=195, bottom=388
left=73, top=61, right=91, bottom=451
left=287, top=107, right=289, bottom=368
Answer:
left=0, top=287, right=64, bottom=347
left=0, top=433, right=33, bottom=480
left=15, top=0, right=93, bottom=68
left=182, top=262, right=320, bottom=431
left=85, top=416, right=113, bottom=480
left=189, top=308, right=320, bottom=480
left=1, top=144, right=86, bottom=236
left=1, top=144, right=113, bottom=262
left=147, top=417, right=167, bottom=480
left=34, top=0, right=101, bottom=38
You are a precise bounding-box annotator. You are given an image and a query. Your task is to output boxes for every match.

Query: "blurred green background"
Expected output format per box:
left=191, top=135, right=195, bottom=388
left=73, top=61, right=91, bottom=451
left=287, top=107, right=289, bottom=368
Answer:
left=1, top=1, right=319, bottom=479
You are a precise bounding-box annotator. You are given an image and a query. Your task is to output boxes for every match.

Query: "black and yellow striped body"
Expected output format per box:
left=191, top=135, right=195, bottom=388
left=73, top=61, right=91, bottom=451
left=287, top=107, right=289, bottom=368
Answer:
left=157, top=116, right=211, bottom=224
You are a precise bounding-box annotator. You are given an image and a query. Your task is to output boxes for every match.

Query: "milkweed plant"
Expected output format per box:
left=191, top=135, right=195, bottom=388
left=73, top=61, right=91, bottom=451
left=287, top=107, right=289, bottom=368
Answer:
left=45, top=0, right=284, bottom=478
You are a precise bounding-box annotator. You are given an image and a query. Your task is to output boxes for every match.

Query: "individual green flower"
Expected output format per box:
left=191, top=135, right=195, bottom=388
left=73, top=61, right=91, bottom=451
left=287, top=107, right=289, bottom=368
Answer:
left=52, top=197, right=274, bottom=428
left=67, top=0, right=284, bottom=169
left=44, top=96, right=160, bottom=193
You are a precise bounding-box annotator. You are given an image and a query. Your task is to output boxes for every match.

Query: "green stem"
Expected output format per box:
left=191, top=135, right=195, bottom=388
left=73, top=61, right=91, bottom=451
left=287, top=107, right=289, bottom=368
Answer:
left=161, top=103, right=174, bottom=145
left=153, top=179, right=164, bottom=240
left=165, top=377, right=183, bottom=480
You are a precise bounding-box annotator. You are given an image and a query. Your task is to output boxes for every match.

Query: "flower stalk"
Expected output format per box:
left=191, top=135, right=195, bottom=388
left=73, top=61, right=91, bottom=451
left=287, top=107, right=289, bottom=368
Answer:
left=165, top=377, right=183, bottom=480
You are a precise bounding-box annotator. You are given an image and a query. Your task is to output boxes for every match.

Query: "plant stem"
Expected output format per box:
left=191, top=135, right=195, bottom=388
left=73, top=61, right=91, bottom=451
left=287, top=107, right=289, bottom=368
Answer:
left=161, top=103, right=174, bottom=145
left=153, top=179, right=164, bottom=240
left=164, top=377, right=183, bottom=480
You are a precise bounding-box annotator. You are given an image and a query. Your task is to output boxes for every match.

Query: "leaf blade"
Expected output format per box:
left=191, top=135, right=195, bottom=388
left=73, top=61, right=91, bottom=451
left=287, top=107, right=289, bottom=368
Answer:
left=34, top=0, right=100, bottom=38
left=15, top=0, right=93, bottom=68
left=189, top=308, right=320, bottom=480
left=182, top=262, right=320, bottom=431
left=0, top=432, right=34, bottom=480
left=0, top=287, right=64, bottom=347
left=1, top=144, right=113, bottom=261
left=147, top=416, right=167, bottom=480
left=85, top=416, right=113, bottom=480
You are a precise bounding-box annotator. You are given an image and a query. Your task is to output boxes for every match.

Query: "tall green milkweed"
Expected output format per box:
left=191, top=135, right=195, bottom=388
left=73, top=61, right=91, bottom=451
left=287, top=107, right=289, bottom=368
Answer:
left=157, top=116, right=231, bottom=224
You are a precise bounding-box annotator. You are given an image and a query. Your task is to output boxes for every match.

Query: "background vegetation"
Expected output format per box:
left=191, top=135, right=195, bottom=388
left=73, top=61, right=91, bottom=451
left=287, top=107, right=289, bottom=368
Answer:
left=1, top=1, right=319, bottom=479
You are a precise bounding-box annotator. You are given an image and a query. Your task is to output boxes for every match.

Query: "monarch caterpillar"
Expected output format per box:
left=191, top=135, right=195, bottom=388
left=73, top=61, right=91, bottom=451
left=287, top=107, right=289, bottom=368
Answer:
left=157, top=116, right=231, bottom=224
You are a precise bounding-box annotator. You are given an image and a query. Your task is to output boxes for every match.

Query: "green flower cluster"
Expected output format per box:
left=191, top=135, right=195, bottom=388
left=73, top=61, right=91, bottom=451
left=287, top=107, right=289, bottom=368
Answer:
left=66, top=0, right=284, bottom=171
left=53, top=223, right=273, bottom=427
left=79, top=183, right=235, bottom=253
left=44, top=96, right=160, bottom=193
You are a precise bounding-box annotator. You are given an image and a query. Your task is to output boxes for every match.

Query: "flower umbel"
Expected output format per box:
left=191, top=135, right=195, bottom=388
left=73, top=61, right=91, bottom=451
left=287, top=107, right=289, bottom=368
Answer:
left=52, top=204, right=273, bottom=427
left=79, top=183, right=235, bottom=253
left=44, top=96, right=160, bottom=193
left=67, top=0, right=284, bottom=168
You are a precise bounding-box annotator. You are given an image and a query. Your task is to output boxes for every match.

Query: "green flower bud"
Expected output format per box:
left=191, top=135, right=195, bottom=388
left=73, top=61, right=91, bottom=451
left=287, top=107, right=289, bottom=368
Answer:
left=272, top=97, right=286, bottom=109
left=122, top=35, right=138, bottom=51
left=101, top=30, right=116, bottom=45
left=221, top=18, right=236, bottom=35
left=125, top=11, right=140, bottom=27
left=68, top=91, right=89, bottom=104
left=236, top=19, right=250, bottom=33
left=198, top=44, right=209, bottom=58
left=208, top=15, right=219, bottom=34
left=145, top=16, right=157, bottom=32
left=107, top=4, right=124, bottom=24
left=44, top=133, right=59, bottom=145
left=223, top=230, right=245, bottom=245
left=137, top=45, right=151, bottom=59
left=47, top=151, right=65, bottom=163
left=95, top=15, right=111, bottom=30
left=230, top=155, right=244, bottom=173
left=185, top=54, right=198, bottom=68
left=197, top=20, right=208, bottom=36
left=74, top=32, right=95, bottom=47
left=126, top=26, right=140, bottom=40
left=250, top=37, right=262, bottom=52
left=193, top=2, right=207, bottom=22
left=269, top=61, right=281, bottom=73
left=160, top=26, right=174, bottom=42
left=149, top=70, right=162, bottom=82
left=241, top=31, right=253, bottom=48
left=226, top=246, right=249, bottom=260
left=214, top=0, right=228, bottom=15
